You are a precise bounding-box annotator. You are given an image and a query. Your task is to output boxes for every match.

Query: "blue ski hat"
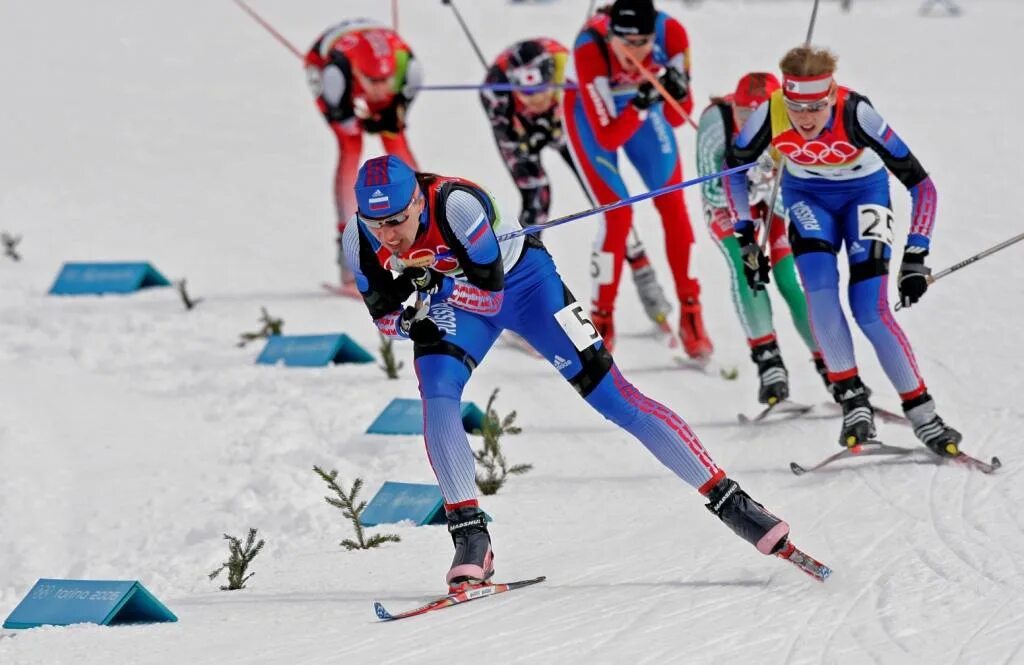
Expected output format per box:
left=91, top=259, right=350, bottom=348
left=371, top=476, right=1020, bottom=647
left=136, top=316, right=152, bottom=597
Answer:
left=354, top=155, right=418, bottom=220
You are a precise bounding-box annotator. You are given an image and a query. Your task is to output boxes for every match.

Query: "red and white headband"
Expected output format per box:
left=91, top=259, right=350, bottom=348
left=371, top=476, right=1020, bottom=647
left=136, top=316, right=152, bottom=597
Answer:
left=782, top=73, right=834, bottom=102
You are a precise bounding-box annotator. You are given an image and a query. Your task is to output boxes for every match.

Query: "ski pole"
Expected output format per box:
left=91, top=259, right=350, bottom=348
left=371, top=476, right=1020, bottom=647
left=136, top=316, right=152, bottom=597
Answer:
left=424, top=163, right=754, bottom=263
left=497, top=163, right=754, bottom=242
left=414, top=82, right=578, bottom=92
left=758, top=0, right=821, bottom=253
left=615, top=45, right=699, bottom=130
left=894, top=230, right=1024, bottom=311
left=230, top=0, right=303, bottom=59
left=440, top=0, right=489, bottom=69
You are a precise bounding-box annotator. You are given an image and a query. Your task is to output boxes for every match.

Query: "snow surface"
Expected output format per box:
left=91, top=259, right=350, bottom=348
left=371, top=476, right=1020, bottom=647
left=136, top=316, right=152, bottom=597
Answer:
left=2, top=0, right=1022, bottom=663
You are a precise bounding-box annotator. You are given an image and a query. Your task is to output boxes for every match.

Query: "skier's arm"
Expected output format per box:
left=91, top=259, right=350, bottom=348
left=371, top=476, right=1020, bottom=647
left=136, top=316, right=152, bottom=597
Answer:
left=573, top=37, right=645, bottom=151
left=342, top=220, right=415, bottom=339
left=432, top=189, right=506, bottom=316
left=847, top=95, right=936, bottom=249
left=696, top=106, right=728, bottom=208
left=659, top=18, right=694, bottom=128
left=724, top=101, right=772, bottom=234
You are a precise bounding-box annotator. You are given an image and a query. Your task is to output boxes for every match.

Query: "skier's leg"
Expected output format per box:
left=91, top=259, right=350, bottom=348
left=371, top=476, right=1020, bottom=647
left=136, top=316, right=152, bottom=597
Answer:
left=508, top=246, right=789, bottom=555
left=625, top=114, right=708, bottom=357
left=379, top=130, right=419, bottom=170
left=788, top=192, right=875, bottom=446
left=414, top=303, right=501, bottom=587
left=842, top=196, right=962, bottom=455
left=706, top=205, right=787, bottom=403
left=330, top=125, right=363, bottom=285
left=564, top=92, right=630, bottom=350
left=768, top=212, right=817, bottom=356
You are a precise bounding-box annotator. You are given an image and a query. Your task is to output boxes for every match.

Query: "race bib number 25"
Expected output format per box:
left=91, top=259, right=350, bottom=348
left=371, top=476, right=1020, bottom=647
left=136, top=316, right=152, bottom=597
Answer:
left=857, top=204, right=895, bottom=245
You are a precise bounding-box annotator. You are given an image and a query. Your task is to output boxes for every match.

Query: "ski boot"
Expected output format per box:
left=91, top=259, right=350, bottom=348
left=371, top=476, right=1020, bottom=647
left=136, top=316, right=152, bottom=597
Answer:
left=704, top=476, right=790, bottom=555
left=835, top=375, right=876, bottom=448
left=627, top=250, right=672, bottom=328
left=812, top=355, right=836, bottom=401
left=446, top=506, right=494, bottom=592
left=591, top=308, right=615, bottom=353
left=679, top=297, right=713, bottom=359
left=903, top=393, right=963, bottom=457
left=752, top=341, right=789, bottom=405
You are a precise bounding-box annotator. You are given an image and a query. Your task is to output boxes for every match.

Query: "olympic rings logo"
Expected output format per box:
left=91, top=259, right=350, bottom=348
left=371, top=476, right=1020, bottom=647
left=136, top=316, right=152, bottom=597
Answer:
left=388, top=247, right=461, bottom=274
left=775, top=140, right=859, bottom=166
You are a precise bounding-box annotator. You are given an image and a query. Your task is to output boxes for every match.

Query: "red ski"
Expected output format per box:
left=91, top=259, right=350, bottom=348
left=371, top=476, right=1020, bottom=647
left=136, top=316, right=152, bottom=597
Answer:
left=373, top=576, right=546, bottom=621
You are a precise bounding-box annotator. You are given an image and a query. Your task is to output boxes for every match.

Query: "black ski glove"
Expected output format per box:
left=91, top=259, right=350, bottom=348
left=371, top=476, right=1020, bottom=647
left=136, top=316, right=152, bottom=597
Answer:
left=631, top=81, right=662, bottom=111
left=736, top=225, right=770, bottom=291
left=659, top=67, right=689, bottom=102
left=400, top=305, right=446, bottom=345
left=402, top=266, right=448, bottom=295
left=898, top=247, right=931, bottom=308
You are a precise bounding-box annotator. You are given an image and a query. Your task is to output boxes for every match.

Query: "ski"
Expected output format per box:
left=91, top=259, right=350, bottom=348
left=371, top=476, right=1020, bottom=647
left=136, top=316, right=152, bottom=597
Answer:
left=790, top=440, right=918, bottom=475
left=948, top=451, right=1002, bottom=474
left=373, top=576, right=546, bottom=622
left=816, top=401, right=910, bottom=426
left=776, top=541, right=832, bottom=582
left=738, top=400, right=815, bottom=424
left=320, top=281, right=361, bottom=299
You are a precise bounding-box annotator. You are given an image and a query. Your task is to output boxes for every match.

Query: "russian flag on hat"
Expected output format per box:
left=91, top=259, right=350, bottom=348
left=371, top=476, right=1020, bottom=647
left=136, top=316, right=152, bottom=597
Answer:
left=355, top=155, right=418, bottom=219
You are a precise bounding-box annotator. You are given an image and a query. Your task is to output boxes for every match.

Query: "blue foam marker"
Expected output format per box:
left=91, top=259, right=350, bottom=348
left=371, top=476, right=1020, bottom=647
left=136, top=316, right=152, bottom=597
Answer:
left=366, top=398, right=486, bottom=435
left=255, top=333, right=374, bottom=367
left=49, top=262, right=171, bottom=295
left=3, top=579, right=177, bottom=629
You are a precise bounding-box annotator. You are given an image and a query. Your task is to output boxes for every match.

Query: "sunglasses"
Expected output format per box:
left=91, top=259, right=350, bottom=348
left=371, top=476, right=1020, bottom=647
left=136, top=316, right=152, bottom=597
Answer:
left=615, top=35, right=653, bottom=48
left=358, top=210, right=409, bottom=230
left=784, top=98, right=831, bottom=113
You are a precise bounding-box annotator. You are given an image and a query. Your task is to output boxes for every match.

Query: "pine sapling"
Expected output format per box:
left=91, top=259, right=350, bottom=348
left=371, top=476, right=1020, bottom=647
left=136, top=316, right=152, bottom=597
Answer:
left=237, top=307, right=284, bottom=347
left=313, top=466, right=400, bottom=550
left=174, top=278, right=204, bottom=311
left=473, top=388, right=531, bottom=495
left=378, top=332, right=404, bottom=379
left=1, top=232, right=22, bottom=262
left=208, top=528, right=265, bottom=591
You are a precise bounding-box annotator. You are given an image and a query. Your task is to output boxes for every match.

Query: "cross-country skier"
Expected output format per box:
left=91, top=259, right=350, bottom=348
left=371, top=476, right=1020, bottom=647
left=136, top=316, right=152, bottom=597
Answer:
left=696, top=72, right=827, bottom=405
left=304, top=18, right=423, bottom=294
left=480, top=38, right=674, bottom=334
left=724, top=46, right=962, bottom=456
left=344, top=154, right=821, bottom=591
left=564, top=0, right=711, bottom=356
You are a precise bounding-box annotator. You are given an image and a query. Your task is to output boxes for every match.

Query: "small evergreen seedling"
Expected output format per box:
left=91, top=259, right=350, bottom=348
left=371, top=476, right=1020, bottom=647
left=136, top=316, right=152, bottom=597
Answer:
left=473, top=388, right=532, bottom=495
left=1, top=232, right=22, bottom=261
left=208, top=528, right=265, bottom=591
left=378, top=332, right=404, bottom=379
left=237, top=307, right=284, bottom=347
left=313, top=466, right=400, bottom=550
left=174, top=278, right=204, bottom=311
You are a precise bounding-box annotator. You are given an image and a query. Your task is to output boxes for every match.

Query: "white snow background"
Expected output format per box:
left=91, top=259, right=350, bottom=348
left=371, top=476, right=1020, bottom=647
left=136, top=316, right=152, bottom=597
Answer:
left=1, top=0, right=1022, bottom=663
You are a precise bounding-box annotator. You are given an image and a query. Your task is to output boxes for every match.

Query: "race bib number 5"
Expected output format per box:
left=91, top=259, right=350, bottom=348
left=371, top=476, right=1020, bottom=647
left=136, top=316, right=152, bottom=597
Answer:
left=857, top=204, right=895, bottom=245
left=554, top=303, right=601, bottom=352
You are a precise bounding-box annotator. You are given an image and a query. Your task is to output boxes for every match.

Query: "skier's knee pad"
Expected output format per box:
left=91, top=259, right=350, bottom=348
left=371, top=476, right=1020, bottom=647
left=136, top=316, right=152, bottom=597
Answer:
left=415, top=349, right=475, bottom=400
left=568, top=343, right=614, bottom=399
left=788, top=221, right=837, bottom=259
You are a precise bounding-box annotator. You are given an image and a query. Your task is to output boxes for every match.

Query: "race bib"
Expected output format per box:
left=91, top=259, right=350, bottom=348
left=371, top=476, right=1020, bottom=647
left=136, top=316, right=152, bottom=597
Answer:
left=554, top=303, right=601, bottom=352
left=856, top=204, right=895, bottom=246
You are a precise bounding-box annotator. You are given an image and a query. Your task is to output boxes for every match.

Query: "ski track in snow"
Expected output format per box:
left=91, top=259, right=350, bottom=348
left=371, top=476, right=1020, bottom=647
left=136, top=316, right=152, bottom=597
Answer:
left=3, top=0, right=1024, bottom=663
